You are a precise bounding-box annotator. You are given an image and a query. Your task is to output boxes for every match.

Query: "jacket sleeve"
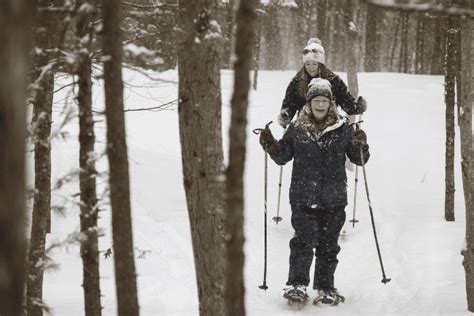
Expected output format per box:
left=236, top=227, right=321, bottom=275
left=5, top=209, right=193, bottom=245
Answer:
left=281, top=78, right=302, bottom=121
left=346, top=128, right=370, bottom=166
left=268, top=125, right=295, bottom=165
left=331, top=76, right=359, bottom=115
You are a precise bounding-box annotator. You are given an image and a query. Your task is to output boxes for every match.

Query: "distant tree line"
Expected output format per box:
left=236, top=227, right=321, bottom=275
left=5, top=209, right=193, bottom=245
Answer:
left=120, top=0, right=473, bottom=74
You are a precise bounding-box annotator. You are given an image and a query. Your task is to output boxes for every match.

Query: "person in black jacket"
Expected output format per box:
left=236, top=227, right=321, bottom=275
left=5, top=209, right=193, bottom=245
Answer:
left=260, top=78, right=370, bottom=306
left=278, top=38, right=367, bottom=128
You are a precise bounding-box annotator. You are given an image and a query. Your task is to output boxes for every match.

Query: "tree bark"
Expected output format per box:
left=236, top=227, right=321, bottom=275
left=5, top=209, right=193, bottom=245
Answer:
left=459, top=12, right=474, bottom=311
left=345, top=0, right=359, bottom=98
left=177, top=1, right=226, bottom=314
left=225, top=1, right=257, bottom=314
left=76, top=2, right=102, bottom=315
left=444, top=17, right=457, bottom=222
left=26, top=2, right=56, bottom=313
left=102, top=1, right=140, bottom=315
left=0, top=1, right=31, bottom=315
left=252, top=8, right=262, bottom=90
left=431, top=15, right=448, bottom=75
left=316, top=0, right=327, bottom=48
left=415, top=12, right=425, bottom=74
left=365, top=2, right=377, bottom=72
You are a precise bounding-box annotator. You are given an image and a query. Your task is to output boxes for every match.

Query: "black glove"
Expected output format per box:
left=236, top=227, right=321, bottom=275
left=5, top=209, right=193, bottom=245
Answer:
left=259, top=128, right=278, bottom=153
left=355, top=96, right=367, bottom=114
left=352, top=129, right=368, bottom=150
left=278, top=109, right=291, bottom=128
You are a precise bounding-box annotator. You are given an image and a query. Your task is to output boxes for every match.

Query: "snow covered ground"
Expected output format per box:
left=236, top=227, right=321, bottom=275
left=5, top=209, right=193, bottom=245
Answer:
left=38, top=69, right=468, bottom=315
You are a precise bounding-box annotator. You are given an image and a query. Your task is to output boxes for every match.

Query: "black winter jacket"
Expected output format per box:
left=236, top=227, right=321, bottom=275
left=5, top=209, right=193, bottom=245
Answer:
left=269, top=107, right=370, bottom=208
left=281, top=66, right=360, bottom=120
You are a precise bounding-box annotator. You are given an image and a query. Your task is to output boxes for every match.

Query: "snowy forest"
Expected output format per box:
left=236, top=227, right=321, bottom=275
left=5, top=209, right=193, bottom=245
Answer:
left=0, top=0, right=473, bottom=315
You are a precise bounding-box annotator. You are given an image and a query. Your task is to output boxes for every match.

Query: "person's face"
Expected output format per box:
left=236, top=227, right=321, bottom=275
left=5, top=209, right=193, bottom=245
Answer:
left=304, top=61, right=319, bottom=77
left=310, top=96, right=331, bottom=121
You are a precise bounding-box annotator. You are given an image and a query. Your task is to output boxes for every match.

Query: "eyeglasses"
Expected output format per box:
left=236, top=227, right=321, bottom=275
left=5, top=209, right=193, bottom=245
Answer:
left=303, top=48, right=320, bottom=55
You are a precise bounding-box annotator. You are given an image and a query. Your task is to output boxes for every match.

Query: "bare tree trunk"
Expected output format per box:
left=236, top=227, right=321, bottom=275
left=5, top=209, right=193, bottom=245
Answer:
left=76, top=2, right=102, bottom=315
left=415, top=12, right=425, bottom=74
left=399, top=12, right=409, bottom=73
left=431, top=15, right=448, bottom=75
left=27, top=2, right=56, bottom=313
left=345, top=0, right=359, bottom=98
left=317, top=0, right=327, bottom=47
left=0, top=1, right=31, bottom=315
left=389, top=11, right=402, bottom=72
left=460, top=12, right=474, bottom=311
left=177, top=0, right=226, bottom=314
left=295, top=0, right=308, bottom=46
left=252, top=8, right=262, bottom=90
left=225, top=1, right=257, bottom=314
left=102, top=1, right=140, bottom=315
left=365, top=2, right=377, bottom=72
left=444, top=17, right=457, bottom=222
left=262, top=2, right=282, bottom=70
left=326, top=1, right=336, bottom=67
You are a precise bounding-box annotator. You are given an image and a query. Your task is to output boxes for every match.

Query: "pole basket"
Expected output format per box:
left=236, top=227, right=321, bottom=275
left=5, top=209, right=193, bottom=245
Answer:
left=272, top=216, right=283, bottom=224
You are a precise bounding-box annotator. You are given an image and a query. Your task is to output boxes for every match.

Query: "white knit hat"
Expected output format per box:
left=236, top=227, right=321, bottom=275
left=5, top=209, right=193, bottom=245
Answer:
left=302, top=38, right=325, bottom=64
left=306, top=78, right=333, bottom=101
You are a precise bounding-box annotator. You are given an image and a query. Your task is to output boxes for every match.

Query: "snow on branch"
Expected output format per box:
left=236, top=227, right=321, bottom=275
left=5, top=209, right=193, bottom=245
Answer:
left=368, top=0, right=474, bottom=17
left=121, top=1, right=177, bottom=10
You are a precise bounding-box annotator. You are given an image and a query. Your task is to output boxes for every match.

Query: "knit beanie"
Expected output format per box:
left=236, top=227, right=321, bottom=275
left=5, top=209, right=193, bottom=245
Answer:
left=302, top=38, right=325, bottom=64
left=306, top=78, right=333, bottom=102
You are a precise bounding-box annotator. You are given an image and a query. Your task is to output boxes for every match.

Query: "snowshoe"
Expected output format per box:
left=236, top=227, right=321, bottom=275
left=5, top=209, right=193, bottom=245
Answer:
left=313, top=288, right=345, bottom=306
left=283, top=285, right=309, bottom=309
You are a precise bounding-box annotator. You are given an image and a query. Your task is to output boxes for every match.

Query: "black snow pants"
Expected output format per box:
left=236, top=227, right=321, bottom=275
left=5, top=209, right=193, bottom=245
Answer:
left=286, top=204, right=346, bottom=290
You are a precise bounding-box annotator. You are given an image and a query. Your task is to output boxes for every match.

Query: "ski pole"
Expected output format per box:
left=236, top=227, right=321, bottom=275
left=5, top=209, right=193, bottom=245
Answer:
left=350, top=166, right=359, bottom=228
left=253, top=121, right=273, bottom=290
left=272, top=126, right=285, bottom=224
left=357, top=129, right=391, bottom=284
left=272, top=165, right=284, bottom=224
left=350, top=116, right=361, bottom=228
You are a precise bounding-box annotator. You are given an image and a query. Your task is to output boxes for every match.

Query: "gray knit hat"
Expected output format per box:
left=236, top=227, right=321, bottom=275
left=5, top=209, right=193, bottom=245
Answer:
left=306, top=78, right=333, bottom=102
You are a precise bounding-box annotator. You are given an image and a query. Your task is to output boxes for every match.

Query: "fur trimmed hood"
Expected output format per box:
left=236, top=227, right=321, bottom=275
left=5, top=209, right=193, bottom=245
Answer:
left=294, top=102, right=345, bottom=140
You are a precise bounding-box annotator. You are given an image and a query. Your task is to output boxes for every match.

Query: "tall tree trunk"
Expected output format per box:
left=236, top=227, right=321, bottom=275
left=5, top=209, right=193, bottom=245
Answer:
left=225, top=1, right=257, bottom=314
left=389, top=11, right=402, bottom=72
left=253, top=8, right=262, bottom=90
left=415, top=12, right=425, bottom=74
left=316, top=0, right=327, bottom=47
left=76, top=2, right=102, bottom=315
left=431, top=15, right=448, bottom=75
left=102, top=1, right=140, bottom=315
left=345, top=0, right=359, bottom=98
left=177, top=1, right=226, bottom=314
left=460, top=11, right=473, bottom=311
left=27, top=2, right=56, bottom=313
left=365, top=2, right=377, bottom=72
left=262, top=2, right=282, bottom=70
left=295, top=0, right=308, bottom=47
left=399, top=12, right=409, bottom=73
left=0, top=1, right=31, bottom=315
left=224, top=0, right=235, bottom=68
left=444, top=17, right=457, bottom=222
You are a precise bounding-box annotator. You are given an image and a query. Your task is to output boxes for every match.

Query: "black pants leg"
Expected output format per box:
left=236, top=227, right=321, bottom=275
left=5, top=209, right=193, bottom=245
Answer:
left=313, top=206, right=346, bottom=290
left=286, top=205, right=318, bottom=286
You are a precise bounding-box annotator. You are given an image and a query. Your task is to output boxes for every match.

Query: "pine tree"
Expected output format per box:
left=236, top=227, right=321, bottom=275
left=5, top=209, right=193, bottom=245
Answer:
left=76, top=2, right=102, bottom=315
left=0, top=1, right=31, bottom=315
left=177, top=0, right=226, bottom=314
left=225, top=0, right=257, bottom=314
left=102, top=0, right=140, bottom=314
